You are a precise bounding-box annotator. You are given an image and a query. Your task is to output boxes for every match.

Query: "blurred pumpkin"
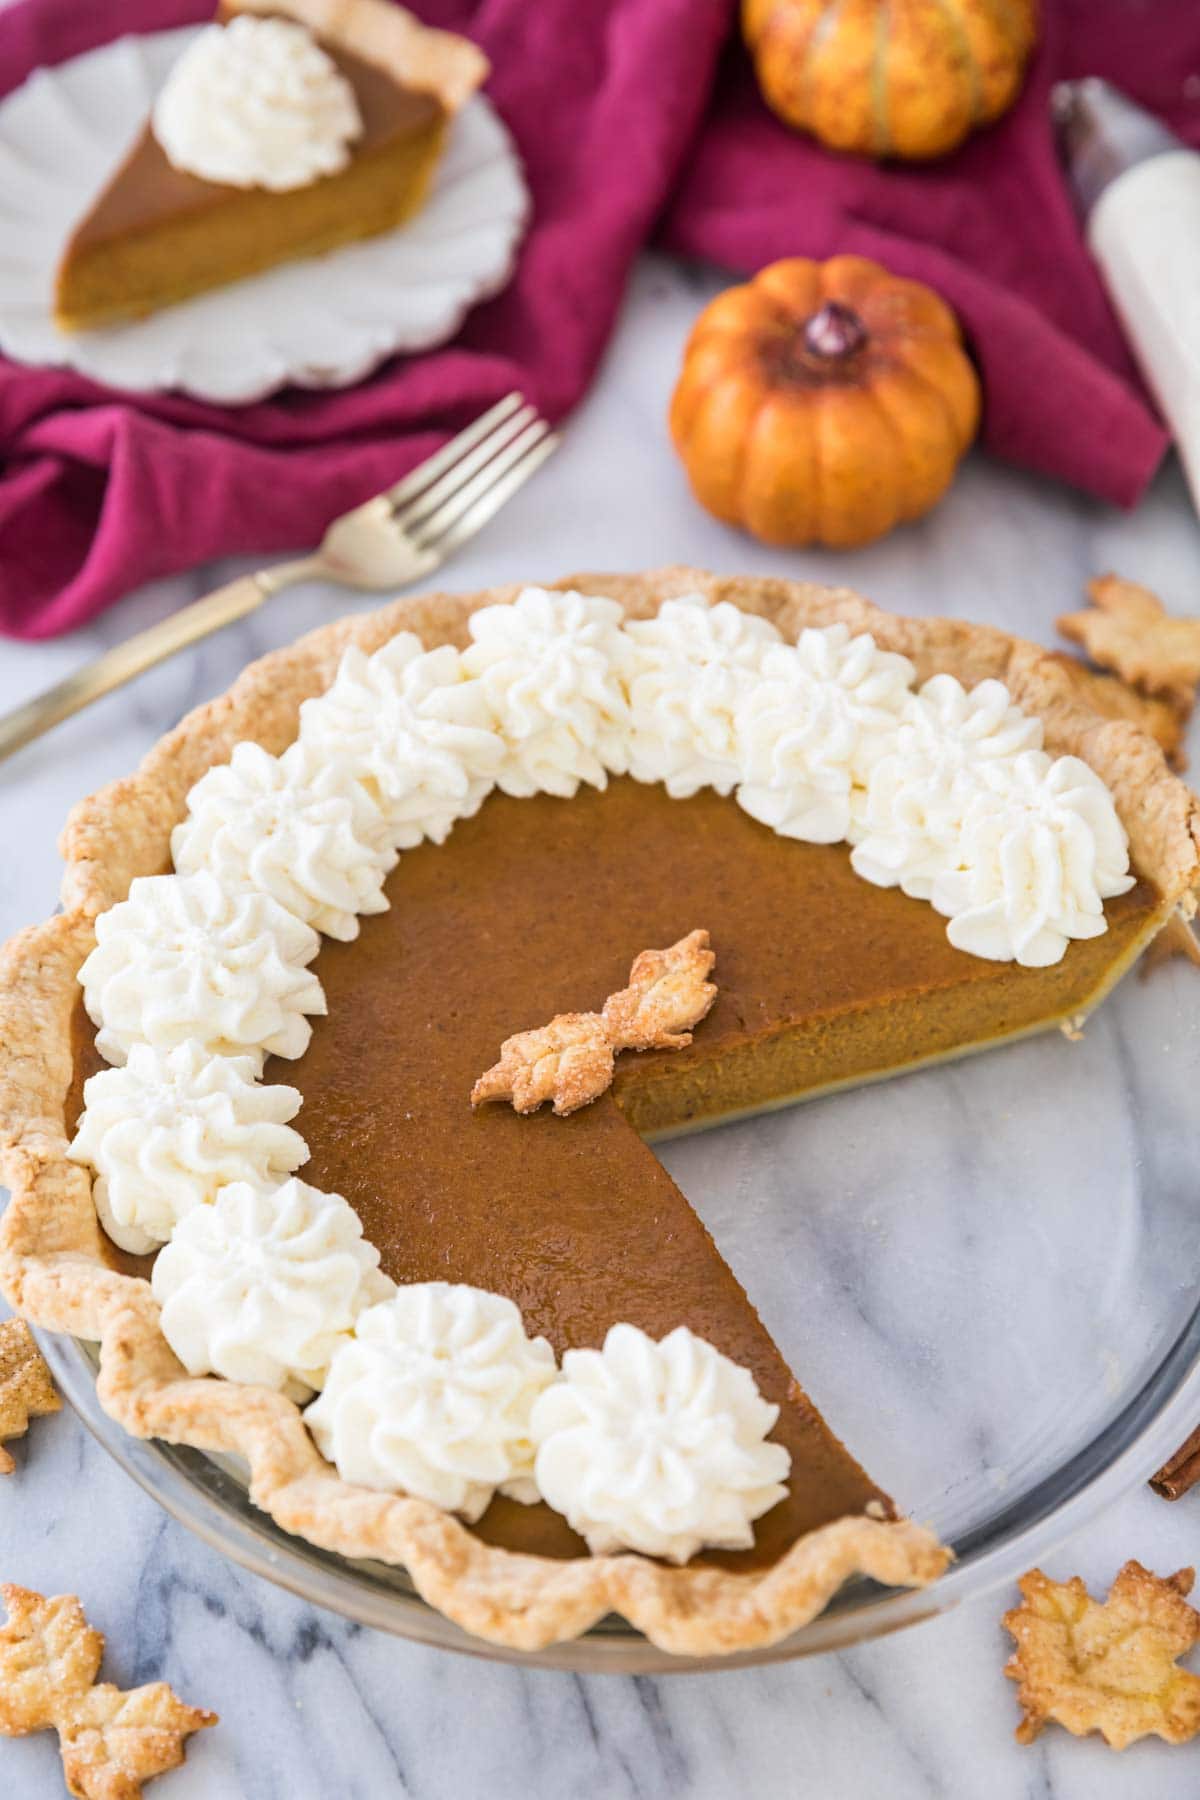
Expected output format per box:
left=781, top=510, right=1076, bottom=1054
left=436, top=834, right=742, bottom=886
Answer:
left=669, top=255, right=980, bottom=549
left=743, top=0, right=1039, bottom=161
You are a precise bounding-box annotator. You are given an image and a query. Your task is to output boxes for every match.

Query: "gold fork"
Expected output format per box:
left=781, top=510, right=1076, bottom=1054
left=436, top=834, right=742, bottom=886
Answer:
left=0, top=392, right=559, bottom=764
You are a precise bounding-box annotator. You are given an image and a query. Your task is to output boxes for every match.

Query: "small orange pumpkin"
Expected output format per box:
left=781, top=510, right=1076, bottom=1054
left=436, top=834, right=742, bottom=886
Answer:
left=669, top=255, right=980, bottom=550
left=743, top=0, right=1039, bottom=162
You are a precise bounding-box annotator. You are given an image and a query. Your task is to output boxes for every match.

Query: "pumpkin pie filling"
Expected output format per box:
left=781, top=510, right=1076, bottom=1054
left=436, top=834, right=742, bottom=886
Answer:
left=70, top=775, right=1163, bottom=1570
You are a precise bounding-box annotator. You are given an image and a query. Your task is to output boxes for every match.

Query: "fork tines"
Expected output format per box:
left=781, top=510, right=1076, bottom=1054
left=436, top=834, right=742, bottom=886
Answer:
left=387, top=392, right=559, bottom=561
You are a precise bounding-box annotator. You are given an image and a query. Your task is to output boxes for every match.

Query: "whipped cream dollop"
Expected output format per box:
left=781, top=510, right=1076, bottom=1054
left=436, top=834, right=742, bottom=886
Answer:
left=849, top=676, right=1048, bottom=901
left=624, top=596, right=782, bottom=798
left=171, top=741, right=394, bottom=943
left=298, top=637, right=504, bottom=850
left=79, top=871, right=325, bottom=1069
left=152, top=15, right=362, bottom=192
left=303, top=1283, right=558, bottom=1520
left=461, top=589, right=632, bottom=797
left=530, top=1323, right=790, bottom=1562
left=153, top=1178, right=392, bottom=1396
left=69, top=1041, right=307, bottom=1255
left=931, top=750, right=1136, bottom=966
left=737, top=625, right=915, bottom=843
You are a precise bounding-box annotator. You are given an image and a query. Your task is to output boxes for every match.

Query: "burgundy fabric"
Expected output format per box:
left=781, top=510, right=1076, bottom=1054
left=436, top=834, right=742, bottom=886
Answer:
left=1, top=0, right=1198, bottom=638
left=663, top=0, right=1200, bottom=517
left=0, top=0, right=734, bottom=637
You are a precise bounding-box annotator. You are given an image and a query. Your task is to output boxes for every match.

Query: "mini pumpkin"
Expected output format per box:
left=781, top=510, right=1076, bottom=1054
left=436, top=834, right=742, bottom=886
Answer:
left=669, top=255, right=980, bottom=550
left=743, top=0, right=1039, bottom=162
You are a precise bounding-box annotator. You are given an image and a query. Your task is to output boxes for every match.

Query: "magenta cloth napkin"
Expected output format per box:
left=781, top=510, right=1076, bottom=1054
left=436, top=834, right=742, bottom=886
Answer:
left=0, top=0, right=734, bottom=638
left=663, top=0, right=1200, bottom=515
left=2, top=0, right=1200, bottom=638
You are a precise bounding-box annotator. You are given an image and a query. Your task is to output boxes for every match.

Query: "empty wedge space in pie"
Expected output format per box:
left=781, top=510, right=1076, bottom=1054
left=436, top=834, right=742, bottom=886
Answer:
left=1, top=568, right=1197, bottom=1656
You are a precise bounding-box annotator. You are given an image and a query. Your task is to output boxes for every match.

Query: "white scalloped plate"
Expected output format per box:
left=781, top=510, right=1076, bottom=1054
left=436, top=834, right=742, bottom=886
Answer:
left=0, top=26, right=529, bottom=404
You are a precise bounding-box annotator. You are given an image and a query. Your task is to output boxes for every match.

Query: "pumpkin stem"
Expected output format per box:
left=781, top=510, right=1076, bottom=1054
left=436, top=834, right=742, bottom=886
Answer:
left=802, top=301, right=868, bottom=362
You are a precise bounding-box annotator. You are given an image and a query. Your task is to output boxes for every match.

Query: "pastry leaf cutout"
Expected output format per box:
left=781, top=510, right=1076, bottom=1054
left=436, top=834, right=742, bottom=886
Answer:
left=0, top=1319, right=60, bottom=1474
left=472, top=929, right=717, bottom=1116
left=1003, top=1561, right=1200, bottom=1750
left=1059, top=574, right=1200, bottom=710
left=0, top=1586, right=217, bottom=1797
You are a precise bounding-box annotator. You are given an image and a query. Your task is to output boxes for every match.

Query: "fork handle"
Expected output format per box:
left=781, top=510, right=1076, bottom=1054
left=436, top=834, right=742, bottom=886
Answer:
left=0, top=558, right=319, bottom=767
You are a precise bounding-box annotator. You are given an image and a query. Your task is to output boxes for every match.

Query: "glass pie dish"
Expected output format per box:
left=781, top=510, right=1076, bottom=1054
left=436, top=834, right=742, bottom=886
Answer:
left=38, top=943, right=1200, bottom=1672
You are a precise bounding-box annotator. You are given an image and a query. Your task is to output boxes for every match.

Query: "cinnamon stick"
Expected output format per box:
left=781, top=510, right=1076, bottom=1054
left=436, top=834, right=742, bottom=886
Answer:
left=1150, top=1426, right=1200, bottom=1500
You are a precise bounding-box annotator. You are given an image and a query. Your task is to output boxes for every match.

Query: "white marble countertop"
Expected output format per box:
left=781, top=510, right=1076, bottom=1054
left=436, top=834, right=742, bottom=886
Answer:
left=3, top=253, right=1200, bottom=1799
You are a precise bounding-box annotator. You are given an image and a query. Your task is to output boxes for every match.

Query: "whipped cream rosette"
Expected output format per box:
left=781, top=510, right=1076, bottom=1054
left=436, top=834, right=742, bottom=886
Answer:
left=298, top=636, right=504, bottom=850
left=68, top=1041, right=307, bottom=1255
left=530, top=1322, right=790, bottom=1562
left=78, top=871, right=325, bottom=1069
left=460, top=588, right=632, bottom=797
left=172, top=740, right=394, bottom=943
left=153, top=15, right=362, bottom=192
left=624, top=596, right=782, bottom=797
left=931, top=750, right=1136, bottom=966
left=153, top=1178, right=392, bottom=1396
left=304, top=1283, right=558, bottom=1520
left=737, top=625, right=915, bottom=843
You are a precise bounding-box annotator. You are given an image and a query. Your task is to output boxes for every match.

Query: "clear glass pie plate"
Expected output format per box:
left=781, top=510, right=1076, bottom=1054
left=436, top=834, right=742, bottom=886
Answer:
left=39, top=946, right=1200, bottom=1672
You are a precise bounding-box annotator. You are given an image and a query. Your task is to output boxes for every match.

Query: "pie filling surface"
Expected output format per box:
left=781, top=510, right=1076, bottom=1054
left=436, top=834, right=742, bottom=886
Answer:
left=70, top=775, right=1162, bottom=1569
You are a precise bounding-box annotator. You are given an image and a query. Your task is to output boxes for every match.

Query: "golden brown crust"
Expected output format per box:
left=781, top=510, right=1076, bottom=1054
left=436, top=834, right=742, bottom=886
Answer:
left=229, top=0, right=489, bottom=112
left=3, top=568, right=1199, bottom=1655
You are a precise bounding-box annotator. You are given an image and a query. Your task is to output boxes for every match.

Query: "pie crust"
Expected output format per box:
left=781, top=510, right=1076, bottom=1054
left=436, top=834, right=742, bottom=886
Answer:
left=2, top=568, right=1198, bottom=1656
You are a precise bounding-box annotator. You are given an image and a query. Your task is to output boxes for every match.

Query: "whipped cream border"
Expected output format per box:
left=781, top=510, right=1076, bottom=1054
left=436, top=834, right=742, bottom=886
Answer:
left=71, top=587, right=1137, bottom=1560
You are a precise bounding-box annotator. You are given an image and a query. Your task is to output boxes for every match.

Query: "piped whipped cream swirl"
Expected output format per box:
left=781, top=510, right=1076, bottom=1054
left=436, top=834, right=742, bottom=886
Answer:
left=461, top=589, right=632, bottom=796
left=625, top=596, right=782, bottom=797
left=69, top=1041, right=307, bottom=1255
left=152, top=16, right=362, bottom=192
left=303, top=1283, right=558, bottom=1520
left=737, top=625, right=915, bottom=843
left=849, top=676, right=1048, bottom=900
left=931, top=750, right=1137, bottom=965
left=298, top=637, right=504, bottom=850
left=530, top=1323, right=790, bottom=1562
left=172, top=741, right=394, bottom=943
left=79, top=871, right=325, bottom=1069
left=153, top=1178, right=392, bottom=1396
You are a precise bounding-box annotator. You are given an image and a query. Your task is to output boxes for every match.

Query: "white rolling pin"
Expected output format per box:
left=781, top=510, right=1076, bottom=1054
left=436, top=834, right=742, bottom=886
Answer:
left=1056, top=77, right=1200, bottom=515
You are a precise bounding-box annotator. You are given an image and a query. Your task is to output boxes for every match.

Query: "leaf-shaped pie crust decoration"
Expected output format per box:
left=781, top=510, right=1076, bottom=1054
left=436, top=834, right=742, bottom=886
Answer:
left=1003, top=1561, right=1200, bottom=1750
left=0, top=1318, right=60, bottom=1474
left=1059, top=575, right=1200, bottom=711
left=0, top=1585, right=217, bottom=1797
left=472, top=929, right=717, bottom=1116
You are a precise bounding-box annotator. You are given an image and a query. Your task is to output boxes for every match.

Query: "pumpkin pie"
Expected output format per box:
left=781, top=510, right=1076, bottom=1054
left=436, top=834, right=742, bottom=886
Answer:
left=1, top=568, right=1197, bottom=1657
left=54, top=0, right=487, bottom=332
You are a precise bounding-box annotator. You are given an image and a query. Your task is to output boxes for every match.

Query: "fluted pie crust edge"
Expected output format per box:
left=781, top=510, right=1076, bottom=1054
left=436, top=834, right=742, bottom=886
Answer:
left=2, top=568, right=1198, bottom=1656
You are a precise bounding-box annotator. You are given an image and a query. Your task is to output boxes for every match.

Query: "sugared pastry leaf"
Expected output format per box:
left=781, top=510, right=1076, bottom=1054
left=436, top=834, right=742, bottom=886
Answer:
left=0, top=1585, right=216, bottom=1796
left=472, top=930, right=717, bottom=1116
left=1003, top=1561, right=1200, bottom=1749
left=601, top=928, right=717, bottom=1050
left=471, top=1012, right=615, bottom=1117
left=0, top=1320, right=60, bottom=1474
left=1059, top=575, right=1200, bottom=711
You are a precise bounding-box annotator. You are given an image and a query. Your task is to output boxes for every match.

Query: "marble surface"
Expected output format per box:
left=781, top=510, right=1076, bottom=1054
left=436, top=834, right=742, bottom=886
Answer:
left=3, top=252, right=1200, bottom=1798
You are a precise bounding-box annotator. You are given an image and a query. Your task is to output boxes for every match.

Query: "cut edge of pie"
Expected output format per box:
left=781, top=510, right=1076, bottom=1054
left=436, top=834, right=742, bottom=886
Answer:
left=1, top=567, right=1197, bottom=1657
